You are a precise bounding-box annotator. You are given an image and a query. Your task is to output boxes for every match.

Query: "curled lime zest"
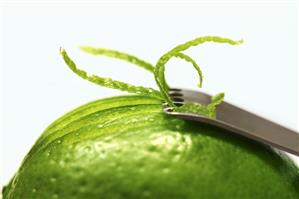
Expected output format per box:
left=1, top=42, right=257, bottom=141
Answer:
left=80, top=46, right=155, bottom=73
left=209, top=92, right=225, bottom=108
left=61, top=36, right=243, bottom=118
left=157, top=52, right=204, bottom=91
left=173, top=103, right=210, bottom=115
left=173, top=52, right=203, bottom=88
left=173, top=93, right=225, bottom=118
left=60, top=48, right=163, bottom=100
left=154, top=36, right=243, bottom=107
left=207, top=92, right=225, bottom=118
left=171, top=36, right=243, bottom=53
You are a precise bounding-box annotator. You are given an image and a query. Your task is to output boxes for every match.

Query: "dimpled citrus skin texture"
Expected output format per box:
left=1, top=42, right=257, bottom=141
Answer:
left=3, top=96, right=299, bottom=199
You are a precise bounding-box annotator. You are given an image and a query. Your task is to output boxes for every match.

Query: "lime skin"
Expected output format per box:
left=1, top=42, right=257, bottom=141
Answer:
left=3, top=95, right=299, bottom=199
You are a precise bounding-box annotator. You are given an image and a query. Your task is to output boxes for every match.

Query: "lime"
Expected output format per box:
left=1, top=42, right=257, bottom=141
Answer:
left=3, top=36, right=298, bottom=198
left=3, top=95, right=299, bottom=198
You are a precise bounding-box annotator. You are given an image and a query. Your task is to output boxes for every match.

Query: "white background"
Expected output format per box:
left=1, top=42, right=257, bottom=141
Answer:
left=0, top=0, right=298, bottom=187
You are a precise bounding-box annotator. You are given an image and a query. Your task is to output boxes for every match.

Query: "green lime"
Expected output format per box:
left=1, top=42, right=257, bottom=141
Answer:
left=4, top=36, right=298, bottom=198
left=3, top=95, right=299, bottom=199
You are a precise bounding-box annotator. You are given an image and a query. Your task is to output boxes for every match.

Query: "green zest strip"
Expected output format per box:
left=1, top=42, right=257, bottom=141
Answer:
left=60, top=36, right=243, bottom=118
left=60, top=48, right=163, bottom=100
left=173, top=92, right=225, bottom=118
left=173, top=52, right=203, bottom=88
left=154, top=36, right=243, bottom=107
left=80, top=46, right=155, bottom=73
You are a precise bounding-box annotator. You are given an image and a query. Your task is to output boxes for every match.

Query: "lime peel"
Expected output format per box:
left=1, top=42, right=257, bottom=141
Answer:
left=60, top=48, right=163, bottom=100
left=173, top=52, right=203, bottom=88
left=174, top=93, right=225, bottom=118
left=80, top=46, right=155, bottom=73
left=61, top=36, right=243, bottom=118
